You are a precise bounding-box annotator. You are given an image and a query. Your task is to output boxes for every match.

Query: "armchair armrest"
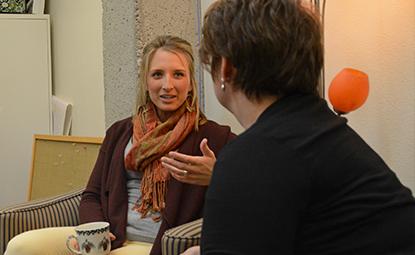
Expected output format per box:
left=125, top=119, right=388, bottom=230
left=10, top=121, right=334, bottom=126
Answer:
left=0, top=188, right=84, bottom=254
left=162, top=218, right=202, bottom=255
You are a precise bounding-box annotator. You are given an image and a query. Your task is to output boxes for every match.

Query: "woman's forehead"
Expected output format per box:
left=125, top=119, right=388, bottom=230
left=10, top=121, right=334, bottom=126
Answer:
left=149, top=49, right=189, bottom=70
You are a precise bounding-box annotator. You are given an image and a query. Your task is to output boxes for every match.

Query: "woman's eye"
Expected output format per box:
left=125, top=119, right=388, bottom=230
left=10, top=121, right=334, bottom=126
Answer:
left=174, top=72, right=185, bottom=78
left=151, top=72, right=162, bottom=78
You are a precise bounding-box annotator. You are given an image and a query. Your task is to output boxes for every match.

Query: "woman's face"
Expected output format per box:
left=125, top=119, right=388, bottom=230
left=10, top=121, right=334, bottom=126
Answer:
left=147, top=49, right=192, bottom=122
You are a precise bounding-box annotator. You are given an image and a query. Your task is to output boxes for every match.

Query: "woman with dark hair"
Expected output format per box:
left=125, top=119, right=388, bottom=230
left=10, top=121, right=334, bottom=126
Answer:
left=183, top=0, right=415, bottom=254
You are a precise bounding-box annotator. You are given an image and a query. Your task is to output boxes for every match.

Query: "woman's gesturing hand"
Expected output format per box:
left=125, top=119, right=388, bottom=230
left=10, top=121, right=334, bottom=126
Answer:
left=161, top=138, right=216, bottom=186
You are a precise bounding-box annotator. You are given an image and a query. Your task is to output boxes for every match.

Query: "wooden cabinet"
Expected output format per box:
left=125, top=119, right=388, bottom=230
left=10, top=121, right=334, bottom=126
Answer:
left=0, top=14, right=52, bottom=207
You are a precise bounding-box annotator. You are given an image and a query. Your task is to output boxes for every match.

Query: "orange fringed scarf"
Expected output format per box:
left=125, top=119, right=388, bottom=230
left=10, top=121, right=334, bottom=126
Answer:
left=124, top=102, right=196, bottom=220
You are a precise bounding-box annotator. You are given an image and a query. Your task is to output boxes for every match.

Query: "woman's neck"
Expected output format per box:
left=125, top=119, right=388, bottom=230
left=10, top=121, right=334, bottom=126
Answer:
left=228, top=90, right=278, bottom=130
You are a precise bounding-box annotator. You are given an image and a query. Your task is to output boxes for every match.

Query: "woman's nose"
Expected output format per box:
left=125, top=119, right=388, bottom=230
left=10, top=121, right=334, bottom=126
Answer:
left=162, top=75, right=173, bottom=90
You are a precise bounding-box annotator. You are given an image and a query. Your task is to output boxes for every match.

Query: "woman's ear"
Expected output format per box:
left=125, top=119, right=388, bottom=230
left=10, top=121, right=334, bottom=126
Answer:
left=220, top=57, right=237, bottom=83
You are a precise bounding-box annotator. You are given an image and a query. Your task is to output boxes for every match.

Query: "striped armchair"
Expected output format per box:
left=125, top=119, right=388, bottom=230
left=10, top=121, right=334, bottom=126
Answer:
left=161, top=218, right=202, bottom=255
left=0, top=188, right=83, bottom=254
left=0, top=188, right=203, bottom=255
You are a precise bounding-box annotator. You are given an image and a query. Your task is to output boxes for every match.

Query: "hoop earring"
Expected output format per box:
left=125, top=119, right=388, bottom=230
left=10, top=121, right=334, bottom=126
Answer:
left=145, top=90, right=151, bottom=103
left=220, top=78, right=225, bottom=91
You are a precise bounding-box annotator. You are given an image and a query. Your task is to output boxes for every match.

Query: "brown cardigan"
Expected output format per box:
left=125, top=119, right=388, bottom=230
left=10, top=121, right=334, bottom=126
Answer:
left=79, top=117, right=235, bottom=255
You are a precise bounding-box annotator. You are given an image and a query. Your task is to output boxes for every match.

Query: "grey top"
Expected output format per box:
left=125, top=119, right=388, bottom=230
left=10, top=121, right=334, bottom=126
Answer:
left=124, top=138, right=161, bottom=243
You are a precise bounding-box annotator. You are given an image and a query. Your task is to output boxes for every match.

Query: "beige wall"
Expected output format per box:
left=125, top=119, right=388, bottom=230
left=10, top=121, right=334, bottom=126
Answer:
left=47, top=0, right=105, bottom=137
left=0, top=1, right=105, bottom=207
left=324, top=0, right=415, bottom=192
left=202, top=0, right=415, bottom=192
left=201, top=0, right=244, bottom=134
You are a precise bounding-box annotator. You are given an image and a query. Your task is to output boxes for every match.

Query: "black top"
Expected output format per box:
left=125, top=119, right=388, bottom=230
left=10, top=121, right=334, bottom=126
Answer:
left=201, top=94, right=415, bottom=255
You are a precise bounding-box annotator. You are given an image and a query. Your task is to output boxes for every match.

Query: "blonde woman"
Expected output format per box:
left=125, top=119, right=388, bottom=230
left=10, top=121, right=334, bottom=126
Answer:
left=5, top=35, right=235, bottom=255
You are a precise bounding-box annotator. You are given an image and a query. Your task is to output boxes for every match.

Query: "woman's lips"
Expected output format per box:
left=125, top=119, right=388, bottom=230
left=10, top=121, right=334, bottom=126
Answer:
left=160, top=94, right=176, bottom=99
left=160, top=94, right=176, bottom=102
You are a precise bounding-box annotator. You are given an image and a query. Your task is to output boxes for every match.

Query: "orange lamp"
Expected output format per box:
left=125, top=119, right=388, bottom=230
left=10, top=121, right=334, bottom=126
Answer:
left=328, top=68, right=369, bottom=115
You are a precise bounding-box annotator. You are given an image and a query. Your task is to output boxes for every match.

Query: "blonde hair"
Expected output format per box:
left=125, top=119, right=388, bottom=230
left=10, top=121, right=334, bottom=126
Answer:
left=136, top=35, right=203, bottom=128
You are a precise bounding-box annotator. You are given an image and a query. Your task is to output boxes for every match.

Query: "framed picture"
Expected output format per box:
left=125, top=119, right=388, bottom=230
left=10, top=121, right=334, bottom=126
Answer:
left=0, top=0, right=26, bottom=13
left=28, top=135, right=103, bottom=200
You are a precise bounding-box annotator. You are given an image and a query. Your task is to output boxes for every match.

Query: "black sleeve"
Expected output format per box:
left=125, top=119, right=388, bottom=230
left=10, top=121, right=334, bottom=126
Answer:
left=201, top=135, right=310, bottom=255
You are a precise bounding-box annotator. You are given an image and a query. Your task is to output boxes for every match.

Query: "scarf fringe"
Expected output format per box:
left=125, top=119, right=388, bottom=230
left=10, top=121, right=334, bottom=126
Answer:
left=127, top=103, right=196, bottom=220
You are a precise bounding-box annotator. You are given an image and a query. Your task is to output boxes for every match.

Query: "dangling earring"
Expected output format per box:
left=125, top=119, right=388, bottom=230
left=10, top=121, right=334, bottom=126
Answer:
left=185, top=93, right=194, bottom=112
left=220, top=78, right=225, bottom=91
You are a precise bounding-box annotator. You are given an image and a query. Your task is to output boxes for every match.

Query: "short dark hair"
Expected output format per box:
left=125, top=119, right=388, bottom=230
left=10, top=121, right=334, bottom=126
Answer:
left=200, top=0, right=324, bottom=99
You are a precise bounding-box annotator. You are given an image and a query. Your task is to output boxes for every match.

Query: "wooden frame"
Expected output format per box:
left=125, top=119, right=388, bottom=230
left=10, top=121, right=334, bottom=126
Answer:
left=28, top=134, right=103, bottom=200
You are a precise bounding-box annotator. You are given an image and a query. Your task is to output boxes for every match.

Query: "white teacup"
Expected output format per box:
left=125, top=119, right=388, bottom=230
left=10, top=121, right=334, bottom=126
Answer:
left=66, top=221, right=111, bottom=255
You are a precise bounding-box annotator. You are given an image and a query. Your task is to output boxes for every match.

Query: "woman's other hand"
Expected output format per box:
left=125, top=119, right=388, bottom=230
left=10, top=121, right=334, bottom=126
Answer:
left=161, top=138, right=216, bottom=186
left=181, top=245, right=200, bottom=255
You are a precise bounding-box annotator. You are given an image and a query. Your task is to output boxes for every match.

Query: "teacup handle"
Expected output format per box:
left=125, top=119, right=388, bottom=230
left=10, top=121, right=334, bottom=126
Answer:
left=66, top=235, right=82, bottom=255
